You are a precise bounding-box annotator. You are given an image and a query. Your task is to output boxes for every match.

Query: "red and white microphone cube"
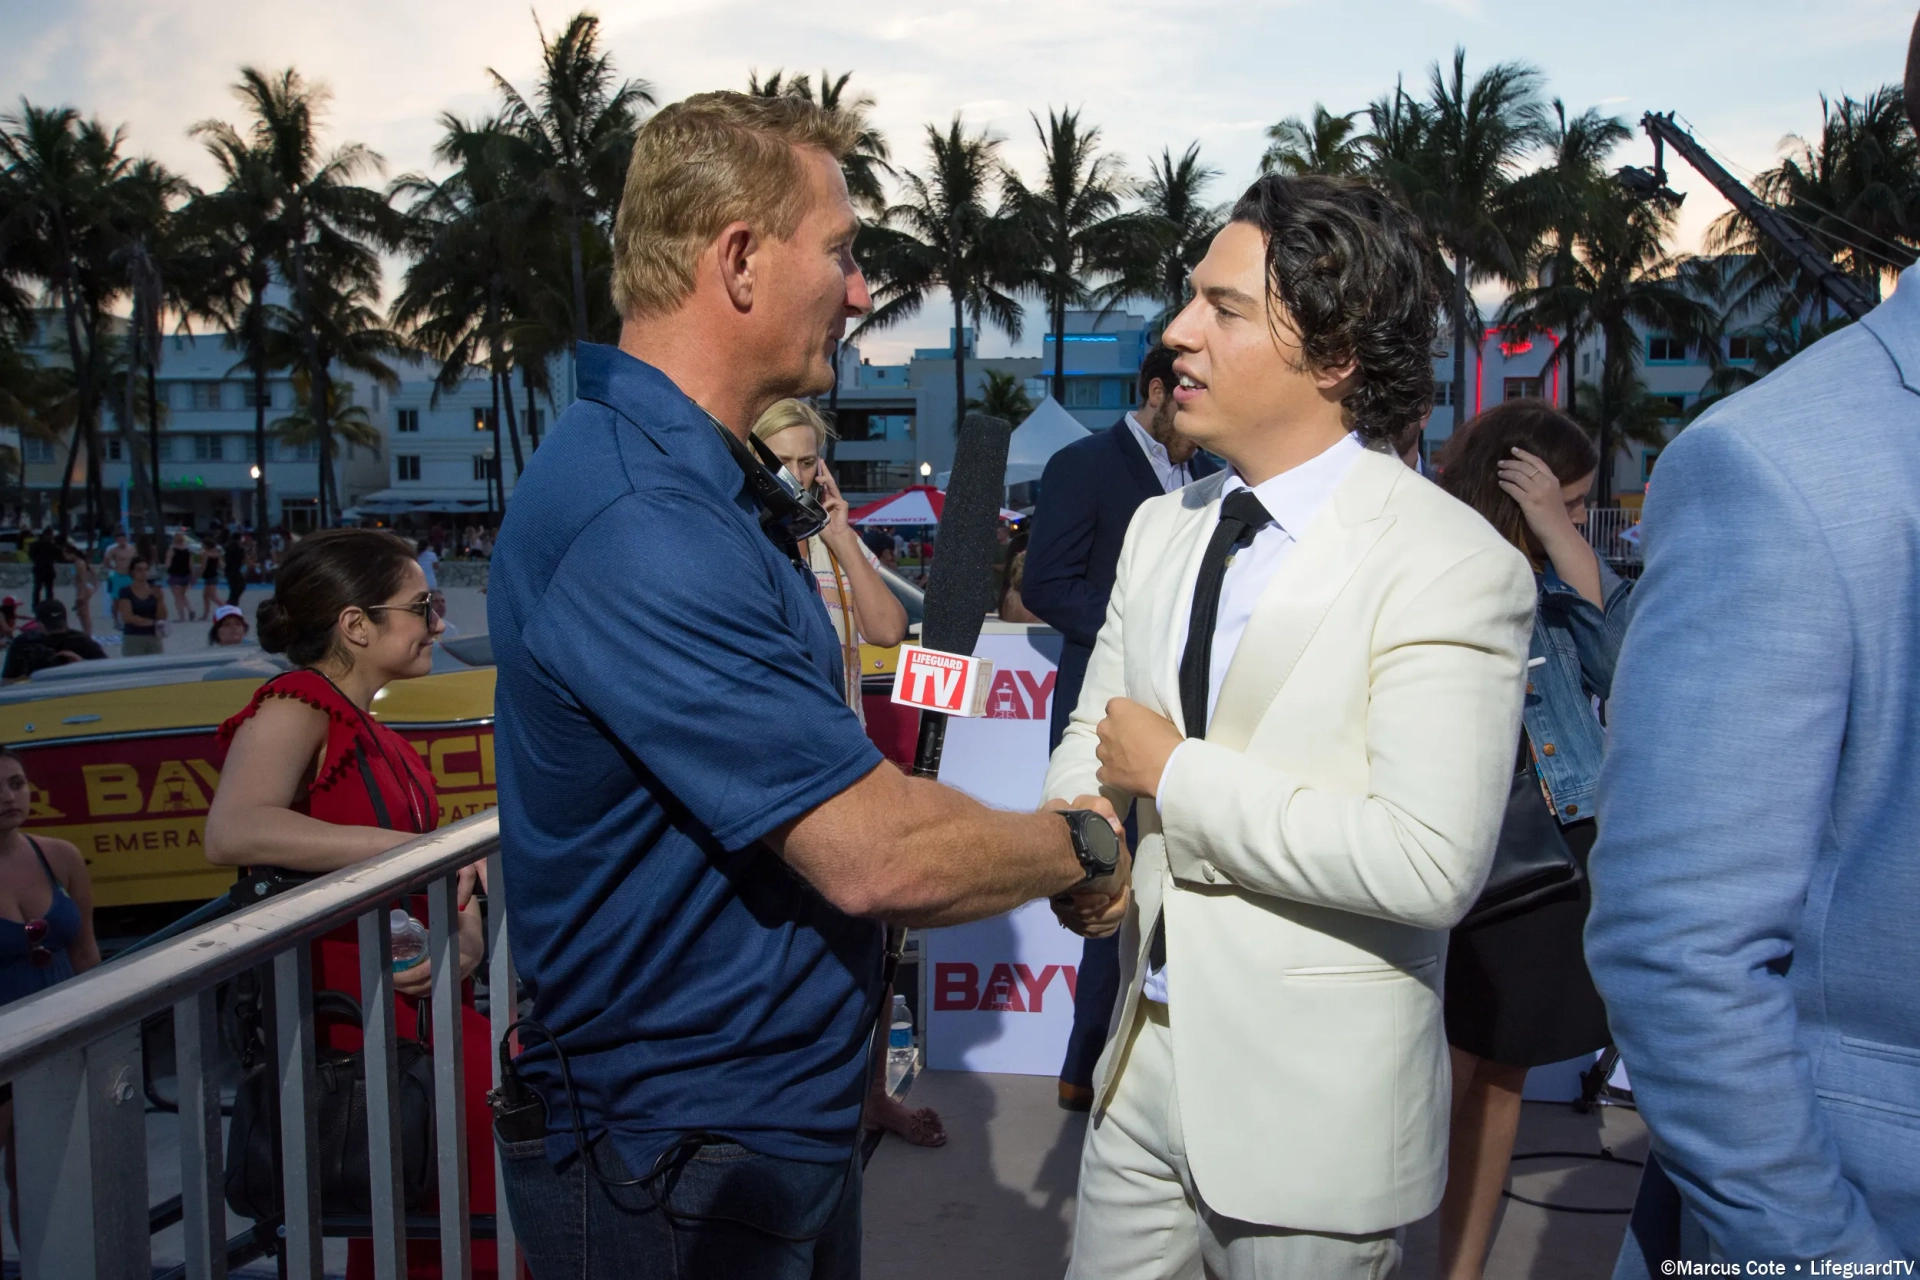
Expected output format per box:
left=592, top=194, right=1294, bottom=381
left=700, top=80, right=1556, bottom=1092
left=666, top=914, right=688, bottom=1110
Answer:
left=890, top=644, right=995, bottom=718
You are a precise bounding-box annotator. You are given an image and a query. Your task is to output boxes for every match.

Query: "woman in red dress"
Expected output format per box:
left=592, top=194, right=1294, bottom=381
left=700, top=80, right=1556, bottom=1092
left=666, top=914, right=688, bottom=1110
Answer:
left=205, top=528, right=496, bottom=1280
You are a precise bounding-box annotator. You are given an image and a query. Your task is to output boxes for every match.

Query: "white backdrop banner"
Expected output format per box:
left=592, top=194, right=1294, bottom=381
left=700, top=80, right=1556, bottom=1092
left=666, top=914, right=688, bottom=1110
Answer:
left=927, top=624, right=1087, bottom=1075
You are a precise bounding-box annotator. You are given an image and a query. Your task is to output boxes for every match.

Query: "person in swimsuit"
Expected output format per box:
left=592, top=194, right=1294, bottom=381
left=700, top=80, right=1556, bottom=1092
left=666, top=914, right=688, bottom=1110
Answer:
left=62, top=541, right=97, bottom=638
left=204, top=527, right=495, bottom=1280
left=115, top=558, right=167, bottom=657
left=0, top=748, right=99, bottom=1268
left=165, top=530, right=195, bottom=621
left=102, top=531, right=135, bottom=602
left=199, top=539, right=223, bottom=618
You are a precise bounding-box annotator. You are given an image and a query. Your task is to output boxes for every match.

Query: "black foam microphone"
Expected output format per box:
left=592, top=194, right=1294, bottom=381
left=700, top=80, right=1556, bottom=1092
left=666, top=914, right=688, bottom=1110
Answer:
left=911, top=412, right=1012, bottom=779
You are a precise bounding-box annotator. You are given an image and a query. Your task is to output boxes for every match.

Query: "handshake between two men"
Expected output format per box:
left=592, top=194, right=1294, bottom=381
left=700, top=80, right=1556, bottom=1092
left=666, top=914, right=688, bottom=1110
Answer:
left=1046, top=695, right=1186, bottom=941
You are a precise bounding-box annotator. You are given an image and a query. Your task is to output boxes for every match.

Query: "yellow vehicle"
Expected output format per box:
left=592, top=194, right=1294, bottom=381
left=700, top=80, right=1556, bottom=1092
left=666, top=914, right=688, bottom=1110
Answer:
left=0, top=640, right=499, bottom=937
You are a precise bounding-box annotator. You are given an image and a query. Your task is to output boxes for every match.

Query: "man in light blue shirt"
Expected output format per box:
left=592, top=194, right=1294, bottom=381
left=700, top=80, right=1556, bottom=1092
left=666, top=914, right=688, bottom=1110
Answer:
left=1589, top=31, right=1920, bottom=1269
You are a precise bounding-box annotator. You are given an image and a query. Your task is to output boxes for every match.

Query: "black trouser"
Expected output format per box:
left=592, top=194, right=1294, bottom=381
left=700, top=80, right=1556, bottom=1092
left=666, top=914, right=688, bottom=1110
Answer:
left=226, top=574, right=246, bottom=607
left=30, top=569, right=54, bottom=606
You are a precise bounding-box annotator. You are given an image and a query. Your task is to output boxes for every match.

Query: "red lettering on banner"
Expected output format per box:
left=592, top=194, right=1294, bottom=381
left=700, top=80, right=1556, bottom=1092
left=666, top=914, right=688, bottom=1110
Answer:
left=934, top=962, right=980, bottom=1011
left=1013, top=964, right=1060, bottom=1012
left=978, top=962, right=1027, bottom=1012
left=1015, top=670, right=1056, bottom=721
left=1062, top=965, right=1079, bottom=1001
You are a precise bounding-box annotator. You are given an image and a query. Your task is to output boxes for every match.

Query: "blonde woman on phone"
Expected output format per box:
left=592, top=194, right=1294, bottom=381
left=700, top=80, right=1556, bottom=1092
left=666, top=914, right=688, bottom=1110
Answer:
left=752, top=399, right=908, bottom=718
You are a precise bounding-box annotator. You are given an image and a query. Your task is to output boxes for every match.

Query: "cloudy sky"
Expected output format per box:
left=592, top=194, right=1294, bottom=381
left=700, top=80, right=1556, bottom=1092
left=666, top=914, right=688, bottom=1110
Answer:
left=2, top=0, right=1912, bottom=362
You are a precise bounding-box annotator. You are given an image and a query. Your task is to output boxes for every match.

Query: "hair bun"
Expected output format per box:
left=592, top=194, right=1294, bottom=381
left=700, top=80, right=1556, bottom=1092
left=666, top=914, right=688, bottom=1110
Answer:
left=254, top=597, right=293, bottom=655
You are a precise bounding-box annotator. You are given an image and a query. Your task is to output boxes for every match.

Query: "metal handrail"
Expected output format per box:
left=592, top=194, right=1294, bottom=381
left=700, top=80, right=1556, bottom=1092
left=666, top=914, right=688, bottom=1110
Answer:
left=4, top=811, right=515, bottom=1280
left=0, top=812, right=499, bottom=1084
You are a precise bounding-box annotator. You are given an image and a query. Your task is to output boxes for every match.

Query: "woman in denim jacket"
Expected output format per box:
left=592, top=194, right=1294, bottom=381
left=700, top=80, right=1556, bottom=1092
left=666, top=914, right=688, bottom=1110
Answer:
left=1434, top=402, right=1634, bottom=1279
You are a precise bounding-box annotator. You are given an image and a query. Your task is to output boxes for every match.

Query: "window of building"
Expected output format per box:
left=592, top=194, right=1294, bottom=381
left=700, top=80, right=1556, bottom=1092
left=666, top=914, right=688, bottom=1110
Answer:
left=296, top=441, right=320, bottom=462
left=472, top=407, right=492, bottom=432
left=242, top=382, right=272, bottom=409
left=1727, top=336, right=1754, bottom=362
left=1433, top=381, right=1455, bottom=408
left=526, top=407, right=544, bottom=436
left=397, top=408, right=420, bottom=433
left=154, top=436, right=173, bottom=461
left=1654, top=395, right=1688, bottom=420
left=194, top=434, right=224, bottom=461
left=24, top=437, right=54, bottom=463
left=1065, top=379, right=1100, bottom=409
left=396, top=455, right=421, bottom=482
left=1503, top=377, right=1544, bottom=401
left=1642, top=449, right=1662, bottom=481
left=473, top=454, right=497, bottom=481
left=190, top=382, right=225, bottom=411
left=106, top=438, right=123, bottom=461
left=1647, top=335, right=1685, bottom=363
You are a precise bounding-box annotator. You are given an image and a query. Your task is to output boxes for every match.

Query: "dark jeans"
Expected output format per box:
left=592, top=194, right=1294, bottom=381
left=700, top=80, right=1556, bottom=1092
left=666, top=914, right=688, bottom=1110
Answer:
left=498, top=1128, right=862, bottom=1280
left=30, top=570, right=54, bottom=606
left=226, top=576, right=246, bottom=607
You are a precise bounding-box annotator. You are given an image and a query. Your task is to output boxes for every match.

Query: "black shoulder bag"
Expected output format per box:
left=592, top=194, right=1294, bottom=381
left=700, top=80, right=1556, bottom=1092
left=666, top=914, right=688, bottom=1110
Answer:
left=1460, top=741, right=1584, bottom=930
left=224, top=991, right=439, bottom=1220
left=224, top=729, right=440, bottom=1221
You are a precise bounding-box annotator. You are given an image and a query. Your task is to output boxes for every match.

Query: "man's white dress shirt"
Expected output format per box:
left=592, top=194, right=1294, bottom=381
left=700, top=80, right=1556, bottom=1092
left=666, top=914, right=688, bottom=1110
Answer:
left=1140, top=431, right=1365, bottom=1003
left=1124, top=412, right=1195, bottom=494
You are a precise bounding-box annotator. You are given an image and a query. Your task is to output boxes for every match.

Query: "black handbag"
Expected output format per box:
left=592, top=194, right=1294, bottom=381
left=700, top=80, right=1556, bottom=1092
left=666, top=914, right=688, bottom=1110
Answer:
left=224, top=990, right=440, bottom=1220
left=1461, top=750, right=1584, bottom=930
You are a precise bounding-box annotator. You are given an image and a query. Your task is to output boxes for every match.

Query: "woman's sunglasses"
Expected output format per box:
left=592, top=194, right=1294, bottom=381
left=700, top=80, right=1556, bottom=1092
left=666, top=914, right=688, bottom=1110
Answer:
left=363, top=599, right=435, bottom=624
left=24, top=918, right=53, bottom=969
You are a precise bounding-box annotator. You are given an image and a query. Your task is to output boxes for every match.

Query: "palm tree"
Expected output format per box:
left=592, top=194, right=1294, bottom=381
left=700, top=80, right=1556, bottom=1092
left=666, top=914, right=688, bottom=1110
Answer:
left=0, top=102, right=178, bottom=537
left=1500, top=186, right=1716, bottom=502
left=185, top=119, right=286, bottom=528
left=1093, top=143, right=1225, bottom=335
left=967, top=369, right=1034, bottom=421
left=1262, top=106, right=1367, bottom=177
left=491, top=12, right=653, bottom=355
left=856, top=118, right=1027, bottom=437
left=1005, top=108, right=1130, bottom=403
left=1499, top=101, right=1631, bottom=420
left=266, top=269, right=403, bottom=524
left=393, top=113, right=536, bottom=485
left=1384, top=50, right=1550, bottom=435
left=747, top=69, right=892, bottom=216
left=270, top=371, right=382, bottom=488
left=111, top=157, right=191, bottom=534
left=1710, top=85, right=1920, bottom=323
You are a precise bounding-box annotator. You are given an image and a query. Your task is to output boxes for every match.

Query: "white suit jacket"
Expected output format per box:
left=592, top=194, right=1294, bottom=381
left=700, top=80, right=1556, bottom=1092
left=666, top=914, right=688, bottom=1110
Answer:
left=1042, top=444, right=1534, bottom=1233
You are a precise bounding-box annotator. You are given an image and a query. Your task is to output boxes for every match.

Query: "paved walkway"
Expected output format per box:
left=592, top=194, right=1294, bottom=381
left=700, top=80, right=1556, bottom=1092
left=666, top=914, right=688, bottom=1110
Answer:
left=864, top=1070, right=1649, bottom=1280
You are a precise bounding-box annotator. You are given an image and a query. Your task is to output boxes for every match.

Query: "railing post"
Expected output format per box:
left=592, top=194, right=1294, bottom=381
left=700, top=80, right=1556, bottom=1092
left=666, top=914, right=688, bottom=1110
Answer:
left=14, top=1025, right=149, bottom=1280
left=428, top=872, right=473, bottom=1280
left=485, top=848, right=518, bottom=1278
left=358, top=906, right=407, bottom=1280
left=174, top=989, right=228, bottom=1280
left=274, top=945, right=323, bottom=1280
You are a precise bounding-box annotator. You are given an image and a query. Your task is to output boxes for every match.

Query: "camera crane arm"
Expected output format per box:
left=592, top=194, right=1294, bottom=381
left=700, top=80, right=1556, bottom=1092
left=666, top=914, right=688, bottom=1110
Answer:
left=1628, top=111, right=1877, bottom=324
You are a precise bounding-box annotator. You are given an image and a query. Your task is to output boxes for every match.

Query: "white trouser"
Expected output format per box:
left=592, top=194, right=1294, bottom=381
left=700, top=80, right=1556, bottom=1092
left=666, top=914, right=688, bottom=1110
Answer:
left=1066, top=1001, right=1404, bottom=1280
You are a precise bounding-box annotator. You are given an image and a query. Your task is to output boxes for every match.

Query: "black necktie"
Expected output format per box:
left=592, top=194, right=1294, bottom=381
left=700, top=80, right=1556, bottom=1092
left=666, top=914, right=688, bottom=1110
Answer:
left=1150, top=487, right=1272, bottom=972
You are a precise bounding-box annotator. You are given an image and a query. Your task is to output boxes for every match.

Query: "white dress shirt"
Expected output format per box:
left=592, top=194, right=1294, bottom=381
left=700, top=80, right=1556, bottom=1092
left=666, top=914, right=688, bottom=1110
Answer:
left=1124, top=412, right=1194, bottom=493
left=1141, top=431, right=1365, bottom=1003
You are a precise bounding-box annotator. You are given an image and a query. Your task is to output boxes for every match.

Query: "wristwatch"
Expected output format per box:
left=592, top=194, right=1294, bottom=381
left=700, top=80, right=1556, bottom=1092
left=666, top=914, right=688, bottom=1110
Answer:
left=1058, top=809, right=1121, bottom=883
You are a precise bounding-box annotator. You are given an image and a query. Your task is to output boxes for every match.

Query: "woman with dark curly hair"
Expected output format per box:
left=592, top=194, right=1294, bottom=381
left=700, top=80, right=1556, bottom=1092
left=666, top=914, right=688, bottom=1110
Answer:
left=204, top=528, right=499, bottom=1280
left=1433, top=400, right=1632, bottom=1280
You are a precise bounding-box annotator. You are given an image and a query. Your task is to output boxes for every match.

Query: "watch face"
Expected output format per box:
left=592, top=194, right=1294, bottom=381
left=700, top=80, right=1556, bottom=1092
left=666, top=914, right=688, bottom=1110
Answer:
left=1077, top=811, right=1119, bottom=873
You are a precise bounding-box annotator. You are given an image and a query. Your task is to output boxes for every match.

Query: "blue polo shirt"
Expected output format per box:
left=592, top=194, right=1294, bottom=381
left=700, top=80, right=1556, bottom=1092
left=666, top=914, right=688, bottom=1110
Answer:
left=488, top=344, right=886, bottom=1171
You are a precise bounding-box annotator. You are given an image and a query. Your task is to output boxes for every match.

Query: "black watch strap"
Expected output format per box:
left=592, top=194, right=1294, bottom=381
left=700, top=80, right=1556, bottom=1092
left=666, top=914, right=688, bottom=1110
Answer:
left=1060, top=809, right=1119, bottom=882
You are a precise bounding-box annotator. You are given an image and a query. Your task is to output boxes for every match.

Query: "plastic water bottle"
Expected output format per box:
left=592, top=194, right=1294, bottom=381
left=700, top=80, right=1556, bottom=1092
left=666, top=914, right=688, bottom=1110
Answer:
left=389, top=909, right=428, bottom=973
left=886, top=994, right=914, bottom=1090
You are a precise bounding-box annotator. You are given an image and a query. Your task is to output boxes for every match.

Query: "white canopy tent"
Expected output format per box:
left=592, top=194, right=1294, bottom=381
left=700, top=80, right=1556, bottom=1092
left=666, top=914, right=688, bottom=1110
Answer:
left=938, top=396, right=1091, bottom=489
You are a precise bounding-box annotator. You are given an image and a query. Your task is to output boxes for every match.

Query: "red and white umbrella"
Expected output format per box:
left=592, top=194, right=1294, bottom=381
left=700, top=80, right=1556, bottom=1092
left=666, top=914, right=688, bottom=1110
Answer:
left=848, top=484, right=944, bottom=526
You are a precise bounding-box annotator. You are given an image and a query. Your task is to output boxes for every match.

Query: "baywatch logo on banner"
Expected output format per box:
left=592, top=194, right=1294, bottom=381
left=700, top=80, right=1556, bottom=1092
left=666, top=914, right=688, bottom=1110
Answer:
left=934, top=961, right=1078, bottom=1012
left=890, top=644, right=993, bottom=716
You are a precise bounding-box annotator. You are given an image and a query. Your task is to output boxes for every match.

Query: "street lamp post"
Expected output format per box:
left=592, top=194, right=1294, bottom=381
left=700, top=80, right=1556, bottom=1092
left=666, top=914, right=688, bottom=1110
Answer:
left=248, top=465, right=263, bottom=531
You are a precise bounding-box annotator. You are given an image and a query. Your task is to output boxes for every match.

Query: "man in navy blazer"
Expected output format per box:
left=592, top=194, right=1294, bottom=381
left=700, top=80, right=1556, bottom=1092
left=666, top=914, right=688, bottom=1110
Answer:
left=1589, top=24, right=1920, bottom=1269
left=1023, top=343, right=1219, bottom=1109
